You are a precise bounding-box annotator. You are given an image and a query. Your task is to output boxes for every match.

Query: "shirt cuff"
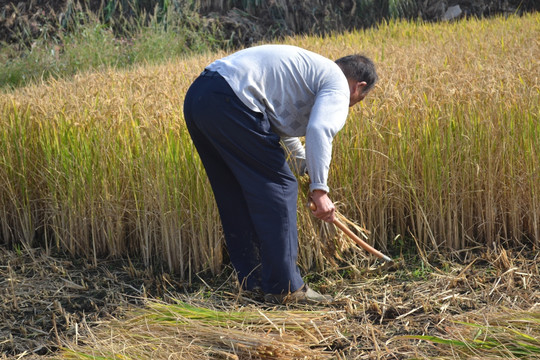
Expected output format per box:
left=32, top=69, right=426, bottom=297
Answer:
left=309, top=183, right=329, bottom=193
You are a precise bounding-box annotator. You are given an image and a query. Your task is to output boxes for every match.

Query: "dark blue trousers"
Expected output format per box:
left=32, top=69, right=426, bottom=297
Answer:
left=183, top=70, right=304, bottom=294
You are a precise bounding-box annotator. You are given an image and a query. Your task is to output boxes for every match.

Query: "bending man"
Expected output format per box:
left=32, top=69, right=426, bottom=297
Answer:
left=183, top=44, right=378, bottom=304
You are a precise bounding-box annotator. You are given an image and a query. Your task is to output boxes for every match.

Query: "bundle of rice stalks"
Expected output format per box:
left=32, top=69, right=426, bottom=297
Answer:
left=401, top=310, right=540, bottom=359
left=61, top=299, right=350, bottom=359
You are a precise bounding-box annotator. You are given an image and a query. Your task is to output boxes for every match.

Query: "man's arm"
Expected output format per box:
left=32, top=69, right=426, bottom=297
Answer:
left=305, top=90, right=349, bottom=193
left=281, top=137, right=307, bottom=176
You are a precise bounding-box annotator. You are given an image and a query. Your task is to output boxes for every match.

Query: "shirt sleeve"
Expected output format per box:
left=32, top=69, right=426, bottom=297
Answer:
left=281, top=137, right=307, bottom=176
left=305, top=89, right=349, bottom=193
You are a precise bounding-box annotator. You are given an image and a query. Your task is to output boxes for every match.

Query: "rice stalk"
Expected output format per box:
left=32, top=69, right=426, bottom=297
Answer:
left=60, top=299, right=347, bottom=359
left=401, top=311, right=540, bottom=359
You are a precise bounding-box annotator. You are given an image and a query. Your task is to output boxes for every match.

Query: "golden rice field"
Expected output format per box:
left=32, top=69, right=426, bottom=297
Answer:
left=1, top=13, right=538, bottom=275
left=0, top=12, right=539, bottom=360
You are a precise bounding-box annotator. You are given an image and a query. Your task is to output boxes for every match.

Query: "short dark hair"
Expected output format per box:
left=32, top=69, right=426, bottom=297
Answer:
left=335, top=54, right=378, bottom=93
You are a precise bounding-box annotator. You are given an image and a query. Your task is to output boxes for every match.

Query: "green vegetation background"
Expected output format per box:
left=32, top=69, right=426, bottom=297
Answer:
left=2, top=0, right=538, bottom=90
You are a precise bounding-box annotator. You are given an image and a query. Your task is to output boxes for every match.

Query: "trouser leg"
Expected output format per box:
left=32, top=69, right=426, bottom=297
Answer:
left=183, top=73, right=304, bottom=294
left=184, top=111, right=262, bottom=290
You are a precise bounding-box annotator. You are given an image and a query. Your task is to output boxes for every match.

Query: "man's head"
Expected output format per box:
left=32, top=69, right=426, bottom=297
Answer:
left=335, top=54, right=378, bottom=106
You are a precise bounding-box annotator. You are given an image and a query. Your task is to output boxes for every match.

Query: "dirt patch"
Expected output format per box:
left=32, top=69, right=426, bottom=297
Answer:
left=0, top=247, right=187, bottom=357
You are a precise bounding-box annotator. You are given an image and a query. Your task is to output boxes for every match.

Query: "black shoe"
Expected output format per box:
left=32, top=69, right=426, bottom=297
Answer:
left=239, top=287, right=265, bottom=302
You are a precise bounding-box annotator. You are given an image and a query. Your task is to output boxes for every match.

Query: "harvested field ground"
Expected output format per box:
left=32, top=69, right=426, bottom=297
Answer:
left=0, top=247, right=162, bottom=357
left=1, top=246, right=538, bottom=359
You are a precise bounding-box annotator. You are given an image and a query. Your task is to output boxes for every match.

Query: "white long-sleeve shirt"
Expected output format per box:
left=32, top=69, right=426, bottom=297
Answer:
left=206, top=44, right=350, bottom=193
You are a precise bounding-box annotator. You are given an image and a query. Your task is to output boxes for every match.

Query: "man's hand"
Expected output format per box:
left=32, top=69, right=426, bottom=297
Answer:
left=309, top=190, right=335, bottom=223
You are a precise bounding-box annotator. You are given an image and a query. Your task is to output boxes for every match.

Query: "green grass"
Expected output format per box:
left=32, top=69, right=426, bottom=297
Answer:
left=0, top=7, right=225, bottom=90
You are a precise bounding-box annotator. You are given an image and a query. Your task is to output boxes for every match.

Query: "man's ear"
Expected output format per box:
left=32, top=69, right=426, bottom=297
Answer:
left=356, top=81, right=368, bottom=95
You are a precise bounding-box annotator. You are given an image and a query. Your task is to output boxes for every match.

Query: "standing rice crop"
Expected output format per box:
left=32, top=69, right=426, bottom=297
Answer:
left=0, top=14, right=538, bottom=277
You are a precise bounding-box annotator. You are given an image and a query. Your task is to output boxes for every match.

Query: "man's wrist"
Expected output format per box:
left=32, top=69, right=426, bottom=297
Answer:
left=310, top=189, right=327, bottom=200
